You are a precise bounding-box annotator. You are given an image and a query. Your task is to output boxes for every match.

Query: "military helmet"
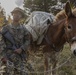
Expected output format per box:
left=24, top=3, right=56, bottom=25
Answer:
left=11, top=7, right=25, bottom=18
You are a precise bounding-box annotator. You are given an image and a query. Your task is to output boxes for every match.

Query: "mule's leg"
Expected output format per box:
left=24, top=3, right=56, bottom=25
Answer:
left=44, top=53, right=49, bottom=75
left=52, top=60, right=58, bottom=75
left=50, top=52, right=59, bottom=75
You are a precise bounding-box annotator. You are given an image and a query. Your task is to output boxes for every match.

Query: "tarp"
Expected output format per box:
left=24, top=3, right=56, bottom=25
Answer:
left=25, top=11, right=55, bottom=44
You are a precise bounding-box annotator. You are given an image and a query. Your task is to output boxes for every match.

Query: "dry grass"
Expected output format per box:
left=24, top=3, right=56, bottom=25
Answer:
left=0, top=43, right=76, bottom=75
left=27, top=43, right=76, bottom=75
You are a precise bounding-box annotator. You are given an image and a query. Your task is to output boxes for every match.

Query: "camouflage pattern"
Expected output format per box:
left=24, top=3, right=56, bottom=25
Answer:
left=0, top=24, right=30, bottom=75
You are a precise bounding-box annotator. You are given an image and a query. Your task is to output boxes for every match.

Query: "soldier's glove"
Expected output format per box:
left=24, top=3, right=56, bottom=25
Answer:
left=14, top=48, right=22, bottom=54
left=1, top=58, right=7, bottom=64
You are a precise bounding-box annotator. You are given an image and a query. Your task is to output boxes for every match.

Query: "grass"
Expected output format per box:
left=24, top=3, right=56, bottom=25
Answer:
left=0, top=43, right=76, bottom=75
left=27, top=43, right=76, bottom=75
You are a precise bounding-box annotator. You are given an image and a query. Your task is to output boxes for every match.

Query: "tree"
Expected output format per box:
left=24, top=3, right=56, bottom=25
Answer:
left=24, top=0, right=57, bottom=13
left=23, top=0, right=70, bottom=15
left=0, top=4, right=6, bottom=27
left=7, top=15, right=12, bottom=24
left=69, top=0, right=76, bottom=7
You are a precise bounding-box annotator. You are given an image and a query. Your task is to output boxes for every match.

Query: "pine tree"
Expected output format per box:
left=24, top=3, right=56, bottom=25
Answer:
left=23, top=0, right=68, bottom=15
left=0, top=4, right=6, bottom=27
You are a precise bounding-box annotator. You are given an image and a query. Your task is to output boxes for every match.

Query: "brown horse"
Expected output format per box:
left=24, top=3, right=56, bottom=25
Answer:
left=28, top=2, right=76, bottom=75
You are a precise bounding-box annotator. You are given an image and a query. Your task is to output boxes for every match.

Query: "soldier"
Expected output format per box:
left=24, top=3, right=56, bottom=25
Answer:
left=0, top=7, right=30, bottom=75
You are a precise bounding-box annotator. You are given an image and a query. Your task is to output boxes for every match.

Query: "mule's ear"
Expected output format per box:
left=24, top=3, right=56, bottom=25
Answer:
left=65, top=1, right=72, bottom=17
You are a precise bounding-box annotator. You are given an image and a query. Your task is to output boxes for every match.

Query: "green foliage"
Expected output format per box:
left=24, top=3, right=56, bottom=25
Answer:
left=58, top=44, right=76, bottom=75
left=23, top=0, right=76, bottom=15
left=69, top=0, right=76, bottom=7
left=61, top=0, right=68, bottom=3
left=0, top=5, right=6, bottom=26
left=24, top=0, right=57, bottom=12
left=27, top=43, right=76, bottom=75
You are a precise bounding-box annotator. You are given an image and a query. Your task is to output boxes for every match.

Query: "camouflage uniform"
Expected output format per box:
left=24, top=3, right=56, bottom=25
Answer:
left=0, top=24, right=30, bottom=75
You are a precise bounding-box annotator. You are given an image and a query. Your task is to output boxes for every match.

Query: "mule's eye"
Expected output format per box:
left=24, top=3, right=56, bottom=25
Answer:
left=68, top=25, right=71, bottom=29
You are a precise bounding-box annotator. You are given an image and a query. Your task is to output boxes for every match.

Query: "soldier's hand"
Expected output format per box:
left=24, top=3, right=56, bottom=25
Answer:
left=1, top=57, right=7, bottom=64
left=14, top=48, right=22, bottom=54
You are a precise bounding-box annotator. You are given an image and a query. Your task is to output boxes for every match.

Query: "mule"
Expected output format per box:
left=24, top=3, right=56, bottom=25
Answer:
left=28, top=2, right=76, bottom=75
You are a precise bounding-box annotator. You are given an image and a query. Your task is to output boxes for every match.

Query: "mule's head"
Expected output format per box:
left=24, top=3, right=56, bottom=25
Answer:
left=64, top=1, right=76, bottom=55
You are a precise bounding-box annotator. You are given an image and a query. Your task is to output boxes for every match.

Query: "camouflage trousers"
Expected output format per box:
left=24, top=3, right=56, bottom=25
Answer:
left=1, top=54, right=28, bottom=75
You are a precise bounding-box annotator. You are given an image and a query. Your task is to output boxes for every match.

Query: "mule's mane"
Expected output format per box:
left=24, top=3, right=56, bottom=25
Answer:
left=72, top=8, right=76, bottom=16
left=55, top=10, right=66, bottom=21
left=55, top=8, right=76, bottom=21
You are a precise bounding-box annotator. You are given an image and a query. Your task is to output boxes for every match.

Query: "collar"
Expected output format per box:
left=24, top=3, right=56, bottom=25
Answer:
left=9, top=24, right=23, bottom=29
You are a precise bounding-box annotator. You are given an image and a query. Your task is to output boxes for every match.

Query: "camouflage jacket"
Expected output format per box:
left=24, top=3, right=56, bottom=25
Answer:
left=0, top=24, right=30, bottom=59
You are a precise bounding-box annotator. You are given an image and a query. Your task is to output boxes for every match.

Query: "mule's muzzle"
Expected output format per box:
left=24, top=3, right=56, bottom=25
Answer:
left=73, top=50, right=76, bottom=56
